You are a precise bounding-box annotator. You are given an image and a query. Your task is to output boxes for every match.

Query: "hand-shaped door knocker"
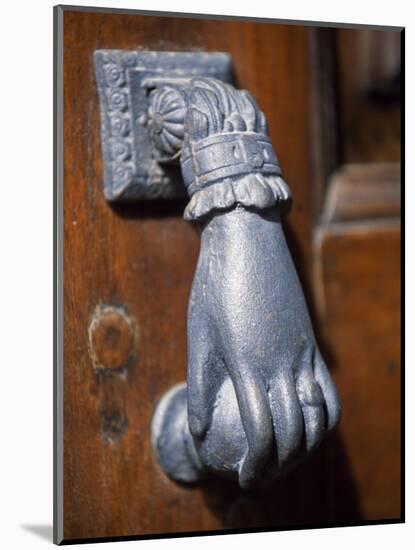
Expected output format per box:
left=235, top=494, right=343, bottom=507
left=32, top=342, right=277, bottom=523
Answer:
left=148, top=77, right=341, bottom=489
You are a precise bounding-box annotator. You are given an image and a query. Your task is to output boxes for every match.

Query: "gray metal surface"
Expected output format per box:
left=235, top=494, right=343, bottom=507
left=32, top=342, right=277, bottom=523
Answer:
left=150, top=75, right=341, bottom=489
left=94, top=50, right=232, bottom=201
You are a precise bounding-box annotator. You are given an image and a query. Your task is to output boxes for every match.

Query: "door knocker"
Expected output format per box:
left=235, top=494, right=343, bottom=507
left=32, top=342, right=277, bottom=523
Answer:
left=94, top=51, right=341, bottom=489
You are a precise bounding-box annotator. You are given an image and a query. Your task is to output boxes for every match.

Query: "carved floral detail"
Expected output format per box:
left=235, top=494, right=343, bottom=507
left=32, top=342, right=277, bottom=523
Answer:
left=108, top=90, right=128, bottom=111
left=109, top=114, right=130, bottom=137
left=111, top=162, right=133, bottom=184
left=104, top=64, right=125, bottom=87
left=110, top=140, right=131, bottom=161
left=122, top=52, right=137, bottom=67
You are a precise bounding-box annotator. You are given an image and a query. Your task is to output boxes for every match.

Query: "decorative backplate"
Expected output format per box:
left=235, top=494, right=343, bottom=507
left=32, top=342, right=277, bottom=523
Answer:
left=94, top=51, right=233, bottom=201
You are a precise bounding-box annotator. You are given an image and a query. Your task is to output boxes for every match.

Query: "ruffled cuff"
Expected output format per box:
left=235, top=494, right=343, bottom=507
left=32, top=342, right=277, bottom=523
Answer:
left=183, top=174, right=292, bottom=222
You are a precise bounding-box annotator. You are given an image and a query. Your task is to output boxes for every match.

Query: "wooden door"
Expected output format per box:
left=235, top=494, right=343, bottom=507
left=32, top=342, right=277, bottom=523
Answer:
left=56, top=6, right=402, bottom=543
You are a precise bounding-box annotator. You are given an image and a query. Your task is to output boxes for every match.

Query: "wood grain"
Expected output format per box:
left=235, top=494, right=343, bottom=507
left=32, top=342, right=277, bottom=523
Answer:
left=335, top=28, right=401, bottom=163
left=313, top=220, right=401, bottom=521
left=322, top=163, right=401, bottom=223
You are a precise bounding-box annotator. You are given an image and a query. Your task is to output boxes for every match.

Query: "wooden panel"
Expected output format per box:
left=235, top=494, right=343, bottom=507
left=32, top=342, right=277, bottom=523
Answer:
left=308, top=28, right=340, bottom=215
left=322, top=163, right=401, bottom=223
left=313, top=220, right=401, bottom=521
left=335, top=28, right=402, bottom=163
left=62, top=8, right=324, bottom=541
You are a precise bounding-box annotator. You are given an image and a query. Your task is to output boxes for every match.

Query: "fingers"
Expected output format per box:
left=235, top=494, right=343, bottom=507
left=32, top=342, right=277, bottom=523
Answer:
left=187, top=311, right=223, bottom=438
left=314, top=352, right=342, bottom=431
left=268, top=373, right=303, bottom=469
left=225, top=346, right=339, bottom=485
left=227, top=367, right=274, bottom=489
left=215, top=346, right=339, bottom=485
left=295, top=368, right=325, bottom=453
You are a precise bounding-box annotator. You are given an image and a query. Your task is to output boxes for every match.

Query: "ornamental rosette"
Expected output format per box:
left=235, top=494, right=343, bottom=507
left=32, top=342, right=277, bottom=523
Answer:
left=110, top=140, right=131, bottom=162
left=104, top=64, right=126, bottom=87
left=108, top=90, right=128, bottom=112
left=147, top=86, right=186, bottom=162
left=109, top=114, right=130, bottom=137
